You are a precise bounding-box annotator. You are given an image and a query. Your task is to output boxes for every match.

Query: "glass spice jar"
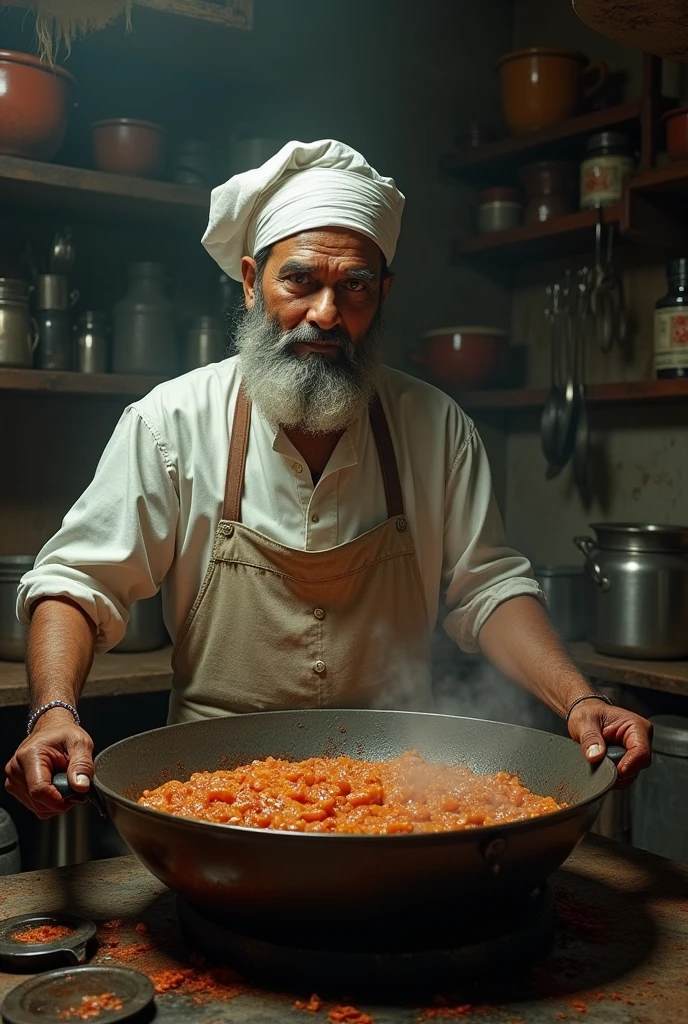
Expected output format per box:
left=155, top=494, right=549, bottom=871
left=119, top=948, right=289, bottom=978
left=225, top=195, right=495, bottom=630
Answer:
left=580, top=131, right=635, bottom=209
left=655, top=258, right=688, bottom=379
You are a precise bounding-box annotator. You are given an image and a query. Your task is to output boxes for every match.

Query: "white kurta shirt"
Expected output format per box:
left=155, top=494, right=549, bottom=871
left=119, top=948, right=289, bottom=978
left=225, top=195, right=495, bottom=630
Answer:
left=17, top=357, right=542, bottom=653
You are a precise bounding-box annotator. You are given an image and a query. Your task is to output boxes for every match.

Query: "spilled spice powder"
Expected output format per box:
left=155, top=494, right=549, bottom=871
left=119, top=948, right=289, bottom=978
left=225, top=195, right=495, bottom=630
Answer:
left=417, top=1006, right=472, bottom=1021
left=11, top=924, right=73, bottom=944
left=149, top=967, right=247, bottom=1004
left=101, top=919, right=122, bottom=930
left=57, top=993, right=123, bottom=1019
left=294, top=994, right=324, bottom=1012
left=135, top=922, right=149, bottom=935
left=328, top=1006, right=373, bottom=1024
left=569, top=999, right=587, bottom=1014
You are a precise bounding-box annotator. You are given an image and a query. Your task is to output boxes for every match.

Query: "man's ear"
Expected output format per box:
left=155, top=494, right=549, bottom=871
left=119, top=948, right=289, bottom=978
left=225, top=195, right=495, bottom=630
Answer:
left=241, top=256, right=258, bottom=309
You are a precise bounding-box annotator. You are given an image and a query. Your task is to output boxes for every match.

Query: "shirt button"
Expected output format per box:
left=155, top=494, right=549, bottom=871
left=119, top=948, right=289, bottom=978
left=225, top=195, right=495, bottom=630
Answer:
left=294, top=462, right=303, bottom=474
left=314, top=608, right=325, bottom=620
left=314, top=660, right=326, bottom=674
left=311, top=514, right=320, bottom=523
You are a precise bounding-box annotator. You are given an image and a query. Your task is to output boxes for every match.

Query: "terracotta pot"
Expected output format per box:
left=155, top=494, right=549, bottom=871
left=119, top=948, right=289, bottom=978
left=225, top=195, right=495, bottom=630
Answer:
left=520, top=160, right=576, bottom=223
left=663, top=106, right=688, bottom=163
left=497, top=48, right=608, bottom=134
left=409, top=327, right=509, bottom=389
left=91, top=118, right=167, bottom=178
left=0, top=50, right=75, bottom=161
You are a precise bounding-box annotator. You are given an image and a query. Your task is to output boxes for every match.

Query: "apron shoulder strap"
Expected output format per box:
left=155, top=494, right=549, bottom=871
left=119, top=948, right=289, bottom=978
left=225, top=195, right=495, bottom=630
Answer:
left=369, top=394, right=405, bottom=519
left=223, top=383, right=252, bottom=522
left=222, top=385, right=404, bottom=523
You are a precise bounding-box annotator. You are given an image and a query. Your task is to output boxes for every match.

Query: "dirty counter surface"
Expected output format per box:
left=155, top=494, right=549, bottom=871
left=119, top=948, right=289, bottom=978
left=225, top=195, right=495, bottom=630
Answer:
left=0, top=835, right=686, bottom=1023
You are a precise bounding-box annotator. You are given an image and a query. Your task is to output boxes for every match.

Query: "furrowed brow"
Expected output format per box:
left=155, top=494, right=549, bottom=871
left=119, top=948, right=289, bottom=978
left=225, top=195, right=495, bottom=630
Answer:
left=278, top=260, right=316, bottom=275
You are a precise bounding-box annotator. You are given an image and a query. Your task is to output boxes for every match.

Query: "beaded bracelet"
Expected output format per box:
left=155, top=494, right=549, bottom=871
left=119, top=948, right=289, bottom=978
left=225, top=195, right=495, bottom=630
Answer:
left=565, top=693, right=613, bottom=723
left=27, top=700, right=80, bottom=736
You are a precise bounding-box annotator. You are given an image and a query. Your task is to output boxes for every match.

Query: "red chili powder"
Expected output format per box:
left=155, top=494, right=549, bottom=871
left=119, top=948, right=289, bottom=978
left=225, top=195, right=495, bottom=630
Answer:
left=149, top=967, right=247, bottom=1004
left=11, top=924, right=73, bottom=944
left=57, top=993, right=123, bottom=1019
left=294, top=994, right=324, bottom=1012
left=328, top=1006, right=374, bottom=1024
left=417, top=1006, right=473, bottom=1021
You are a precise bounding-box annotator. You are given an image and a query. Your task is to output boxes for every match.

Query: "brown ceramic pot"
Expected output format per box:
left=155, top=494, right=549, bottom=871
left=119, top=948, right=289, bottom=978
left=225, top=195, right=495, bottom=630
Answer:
left=409, top=327, right=509, bottom=389
left=0, top=50, right=75, bottom=161
left=520, top=160, right=576, bottom=223
left=663, top=106, right=688, bottom=163
left=91, top=118, right=167, bottom=178
left=497, top=48, right=608, bottom=134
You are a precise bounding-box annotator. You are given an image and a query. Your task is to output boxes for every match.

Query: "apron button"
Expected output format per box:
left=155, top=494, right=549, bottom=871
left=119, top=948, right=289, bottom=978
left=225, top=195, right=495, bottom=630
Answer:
left=314, top=660, right=326, bottom=674
left=294, top=462, right=303, bottom=474
left=396, top=518, right=407, bottom=532
left=220, top=523, right=234, bottom=537
left=313, top=608, right=325, bottom=620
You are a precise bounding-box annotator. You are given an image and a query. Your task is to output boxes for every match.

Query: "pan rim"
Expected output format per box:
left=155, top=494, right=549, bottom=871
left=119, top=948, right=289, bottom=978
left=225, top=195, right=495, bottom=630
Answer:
left=93, top=708, right=617, bottom=842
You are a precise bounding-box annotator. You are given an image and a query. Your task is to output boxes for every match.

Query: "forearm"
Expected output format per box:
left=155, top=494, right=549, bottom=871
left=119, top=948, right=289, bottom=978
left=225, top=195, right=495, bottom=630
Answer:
left=26, top=597, right=97, bottom=710
left=477, top=595, right=595, bottom=718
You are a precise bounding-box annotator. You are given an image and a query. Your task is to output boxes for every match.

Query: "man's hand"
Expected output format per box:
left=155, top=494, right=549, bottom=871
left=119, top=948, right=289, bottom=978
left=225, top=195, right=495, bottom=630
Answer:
left=5, top=708, right=94, bottom=818
left=567, top=700, right=652, bottom=788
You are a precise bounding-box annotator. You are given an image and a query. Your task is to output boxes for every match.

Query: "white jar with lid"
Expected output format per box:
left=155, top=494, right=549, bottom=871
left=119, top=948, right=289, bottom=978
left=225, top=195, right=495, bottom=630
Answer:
left=580, top=131, right=635, bottom=208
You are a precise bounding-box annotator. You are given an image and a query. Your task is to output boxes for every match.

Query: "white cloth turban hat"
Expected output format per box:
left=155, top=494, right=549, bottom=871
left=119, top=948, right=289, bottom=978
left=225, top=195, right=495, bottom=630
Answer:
left=202, top=139, right=405, bottom=281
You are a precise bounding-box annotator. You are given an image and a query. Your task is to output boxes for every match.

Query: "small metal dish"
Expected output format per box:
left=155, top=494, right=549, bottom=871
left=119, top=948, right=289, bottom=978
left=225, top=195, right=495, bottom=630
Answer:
left=0, top=913, right=96, bottom=972
left=1, top=965, right=154, bottom=1024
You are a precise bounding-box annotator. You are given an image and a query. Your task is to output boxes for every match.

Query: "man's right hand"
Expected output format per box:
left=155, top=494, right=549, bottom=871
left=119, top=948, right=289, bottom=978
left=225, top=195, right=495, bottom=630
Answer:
left=4, top=708, right=94, bottom=819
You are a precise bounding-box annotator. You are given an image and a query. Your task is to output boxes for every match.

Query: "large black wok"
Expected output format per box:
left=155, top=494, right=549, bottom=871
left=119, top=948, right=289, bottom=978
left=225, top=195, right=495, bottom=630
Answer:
left=60, top=710, right=620, bottom=935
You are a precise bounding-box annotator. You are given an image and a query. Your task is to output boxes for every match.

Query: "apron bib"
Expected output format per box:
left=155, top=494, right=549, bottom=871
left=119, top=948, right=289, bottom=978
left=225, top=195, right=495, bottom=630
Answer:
left=170, top=385, right=432, bottom=722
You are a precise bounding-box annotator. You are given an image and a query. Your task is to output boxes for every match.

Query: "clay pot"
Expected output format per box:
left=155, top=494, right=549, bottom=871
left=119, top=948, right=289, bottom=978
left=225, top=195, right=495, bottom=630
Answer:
left=663, top=106, right=688, bottom=163
left=409, top=327, right=509, bottom=389
left=497, top=48, right=608, bottom=134
left=91, top=118, right=167, bottom=178
left=520, top=160, right=576, bottom=223
left=0, top=50, right=75, bottom=161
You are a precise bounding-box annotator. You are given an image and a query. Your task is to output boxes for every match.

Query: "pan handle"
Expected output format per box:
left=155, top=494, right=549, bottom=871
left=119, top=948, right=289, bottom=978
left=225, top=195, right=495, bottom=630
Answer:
left=52, top=773, right=107, bottom=818
left=605, top=745, right=626, bottom=765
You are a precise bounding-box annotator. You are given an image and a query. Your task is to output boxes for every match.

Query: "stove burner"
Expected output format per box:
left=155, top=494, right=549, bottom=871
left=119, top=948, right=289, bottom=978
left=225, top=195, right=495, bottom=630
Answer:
left=0, top=914, right=96, bottom=973
left=178, top=886, right=555, bottom=991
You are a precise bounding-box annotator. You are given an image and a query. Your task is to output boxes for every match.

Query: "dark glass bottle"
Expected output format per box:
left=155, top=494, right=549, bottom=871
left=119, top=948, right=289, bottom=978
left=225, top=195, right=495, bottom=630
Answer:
left=655, top=259, right=688, bottom=379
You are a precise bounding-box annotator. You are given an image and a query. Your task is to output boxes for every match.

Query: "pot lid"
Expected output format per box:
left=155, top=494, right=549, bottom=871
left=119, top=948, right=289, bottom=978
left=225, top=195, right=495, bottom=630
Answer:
left=651, top=715, right=688, bottom=757
left=589, top=522, right=688, bottom=553
left=423, top=327, right=508, bottom=338
left=0, top=50, right=75, bottom=85
left=573, top=0, right=688, bottom=61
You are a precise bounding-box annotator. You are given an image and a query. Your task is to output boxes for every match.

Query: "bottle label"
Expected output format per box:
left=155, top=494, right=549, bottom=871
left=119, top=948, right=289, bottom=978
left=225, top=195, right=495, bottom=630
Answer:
left=580, top=156, right=634, bottom=208
left=654, top=307, right=688, bottom=371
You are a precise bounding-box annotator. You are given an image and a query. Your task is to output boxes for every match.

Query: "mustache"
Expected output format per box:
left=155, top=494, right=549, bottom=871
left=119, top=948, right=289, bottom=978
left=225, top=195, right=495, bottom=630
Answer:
left=277, top=322, right=354, bottom=355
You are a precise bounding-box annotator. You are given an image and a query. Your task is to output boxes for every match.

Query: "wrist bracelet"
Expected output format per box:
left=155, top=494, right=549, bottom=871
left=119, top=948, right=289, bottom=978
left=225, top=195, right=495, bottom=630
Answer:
left=27, top=701, right=80, bottom=736
left=565, top=693, right=613, bottom=723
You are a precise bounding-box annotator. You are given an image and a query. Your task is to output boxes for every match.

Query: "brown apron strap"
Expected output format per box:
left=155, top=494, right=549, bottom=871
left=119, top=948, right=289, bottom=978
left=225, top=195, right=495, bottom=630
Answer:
left=222, top=383, right=252, bottom=522
left=222, top=385, right=404, bottom=523
left=369, top=393, right=405, bottom=519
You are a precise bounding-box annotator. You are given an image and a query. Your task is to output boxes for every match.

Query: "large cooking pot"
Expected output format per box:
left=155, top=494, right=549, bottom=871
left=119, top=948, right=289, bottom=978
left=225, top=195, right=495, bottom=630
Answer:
left=113, top=593, right=167, bottom=653
left=0, top=556, right=35, bottom=661
left=574, top=522, right=688, bottom=658
left=0, top=50, right=75, bottom=161
left=55, top=709, right=622, bottom=937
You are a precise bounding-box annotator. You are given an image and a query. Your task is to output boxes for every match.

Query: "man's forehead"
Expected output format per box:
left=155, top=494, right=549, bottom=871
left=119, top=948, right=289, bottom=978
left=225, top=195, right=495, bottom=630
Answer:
left=269, top=227, right=383, bottom=268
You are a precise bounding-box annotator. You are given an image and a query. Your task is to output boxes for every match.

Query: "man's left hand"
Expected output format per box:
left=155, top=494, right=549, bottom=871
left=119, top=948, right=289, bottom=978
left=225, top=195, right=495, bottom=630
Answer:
left=567, top=700, right=652, bottom=788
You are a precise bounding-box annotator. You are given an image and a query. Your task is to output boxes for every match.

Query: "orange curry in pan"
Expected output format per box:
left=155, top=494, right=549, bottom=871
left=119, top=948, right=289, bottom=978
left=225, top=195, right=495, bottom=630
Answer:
left=138, top=751, right=564, bottom=834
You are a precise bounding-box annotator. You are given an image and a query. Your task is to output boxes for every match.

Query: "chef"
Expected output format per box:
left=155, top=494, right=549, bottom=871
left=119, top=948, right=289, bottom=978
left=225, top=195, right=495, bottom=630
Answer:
left=6, top=140, right=651, bottom=819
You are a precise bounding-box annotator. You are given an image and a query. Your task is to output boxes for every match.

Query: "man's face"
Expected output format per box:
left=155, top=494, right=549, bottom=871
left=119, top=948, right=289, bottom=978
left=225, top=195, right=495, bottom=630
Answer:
left=234, top=227, right=394, bottom=435
left=241, top=227, right=393, bottom=354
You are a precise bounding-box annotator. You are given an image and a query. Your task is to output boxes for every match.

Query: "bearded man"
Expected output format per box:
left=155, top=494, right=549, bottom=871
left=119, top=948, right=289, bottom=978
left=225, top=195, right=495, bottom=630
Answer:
left=6, top=140, right=651, bottom=818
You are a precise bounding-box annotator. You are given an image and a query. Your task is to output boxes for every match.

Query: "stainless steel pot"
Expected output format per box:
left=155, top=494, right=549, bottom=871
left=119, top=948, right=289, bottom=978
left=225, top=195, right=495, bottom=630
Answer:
left=0, top=279, right=38, bottom=368
left=533, top=564, right=584, bottom=641
left=113, top=592, right=167, bottom=653
left=0, top=556, right=35, bottom=661
left=184, top=315, right=226, bottom=371
left=574, top=523, right=688, bottom=658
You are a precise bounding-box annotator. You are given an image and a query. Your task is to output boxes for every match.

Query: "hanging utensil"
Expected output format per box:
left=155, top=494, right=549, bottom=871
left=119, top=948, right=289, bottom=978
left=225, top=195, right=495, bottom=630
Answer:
left=546, top=271, right=578, bottom=478
left=49, top=227, right=75, bottom=276
left=540, top=283, right=562, bottom=466
left=589, top=206, right=626, bottom=353
left=572, top=267, right=591, bottom=491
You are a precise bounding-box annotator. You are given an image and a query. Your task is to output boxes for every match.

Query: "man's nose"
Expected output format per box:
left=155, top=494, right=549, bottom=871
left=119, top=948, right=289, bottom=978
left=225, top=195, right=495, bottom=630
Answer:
left=305, top=288, right=341, bottom=331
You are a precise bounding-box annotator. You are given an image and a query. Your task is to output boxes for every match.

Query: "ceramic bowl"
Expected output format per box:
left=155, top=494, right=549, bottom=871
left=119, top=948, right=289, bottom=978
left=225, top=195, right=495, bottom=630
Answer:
left=0, top=50, right=75, bottom=161
left=91, top=118, right=167, bottom=178
left=410, top=327, right=509, bottom=389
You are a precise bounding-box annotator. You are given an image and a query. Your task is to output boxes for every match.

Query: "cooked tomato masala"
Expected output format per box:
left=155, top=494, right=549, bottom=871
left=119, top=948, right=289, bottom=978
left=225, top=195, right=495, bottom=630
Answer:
left=138, top=751, right=563, bottom=834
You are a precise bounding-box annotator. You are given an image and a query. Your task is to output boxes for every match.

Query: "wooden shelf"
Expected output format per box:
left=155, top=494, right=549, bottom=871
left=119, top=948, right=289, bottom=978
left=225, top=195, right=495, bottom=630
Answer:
left=0, top=647, right=173, bottom=708
left=441, top=101, right=642, bottom=184
left=631, top=161, right=688, bottom=197
left=459, top=378, right=688, bottom=411
left=452, top=205, right=620, bottom=267
left=0, top=155, right=210, bottom=226
left=0, top=369, right=169, bottom=398
left=569, top=641, right=688, bottom=696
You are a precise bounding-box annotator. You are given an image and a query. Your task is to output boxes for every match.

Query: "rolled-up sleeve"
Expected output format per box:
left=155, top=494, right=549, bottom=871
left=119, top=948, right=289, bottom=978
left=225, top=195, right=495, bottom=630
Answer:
left=442, top=420, right=544, bottom=653
left=17, top=406, right=179, bottom=652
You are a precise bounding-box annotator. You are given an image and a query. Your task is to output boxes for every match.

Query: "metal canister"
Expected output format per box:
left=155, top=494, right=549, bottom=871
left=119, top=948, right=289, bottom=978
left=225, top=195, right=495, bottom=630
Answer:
left=580, top=131, right=635, bottom=208
left=631, top=715, right=688, bottom=862
left=112, top=262, right=177, bottom=376
left=0, top=278, right=37, bottom=368
left=184, top=315, right=227, bottom=371
left=35, top=275, right=79, bottom=371
left=75, top=311, right=109, bottom=373
left=37, top=274, right=71, bottom=311
left=532, top=565, right=585, bottom=641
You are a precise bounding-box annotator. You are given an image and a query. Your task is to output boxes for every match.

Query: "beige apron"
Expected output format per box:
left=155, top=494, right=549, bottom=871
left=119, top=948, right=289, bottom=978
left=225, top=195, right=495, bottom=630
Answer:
left=170, top=385, right=433, bottom=723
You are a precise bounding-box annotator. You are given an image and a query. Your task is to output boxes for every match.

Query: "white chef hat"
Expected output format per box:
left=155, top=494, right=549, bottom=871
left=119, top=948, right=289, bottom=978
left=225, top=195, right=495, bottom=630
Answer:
left=202, top=139, right=405, bottom=281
